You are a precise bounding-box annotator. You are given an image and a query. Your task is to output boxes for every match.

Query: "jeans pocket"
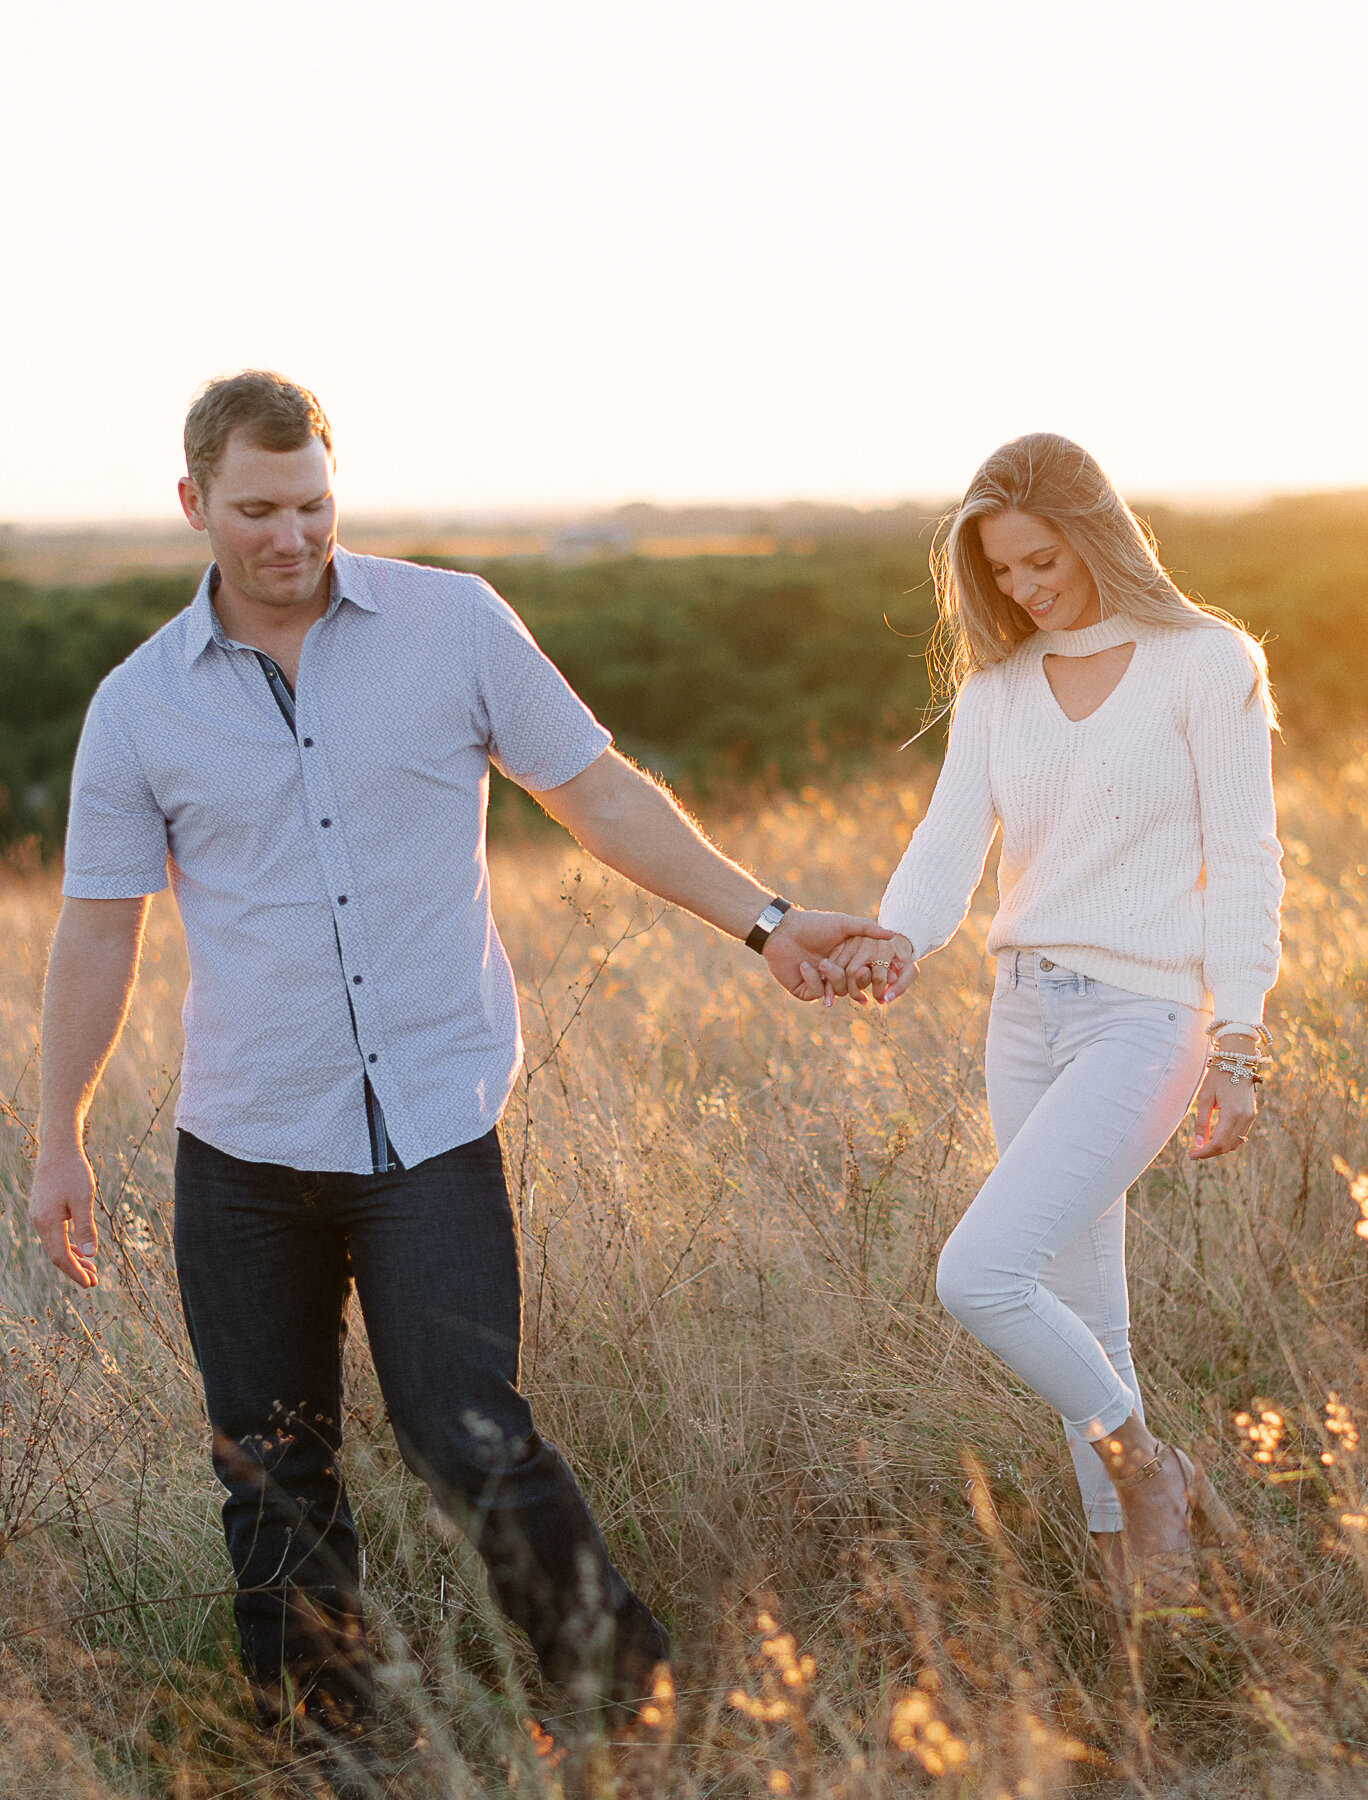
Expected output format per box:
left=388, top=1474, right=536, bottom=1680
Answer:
left=1083, top=984, right=1195, bottom=1058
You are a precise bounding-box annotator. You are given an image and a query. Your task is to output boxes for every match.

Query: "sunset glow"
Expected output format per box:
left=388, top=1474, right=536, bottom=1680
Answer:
left=2, top=1, right=1365, bottom=516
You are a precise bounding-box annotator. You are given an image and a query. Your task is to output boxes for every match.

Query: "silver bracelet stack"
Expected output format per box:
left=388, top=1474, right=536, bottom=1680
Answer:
left=1205, top=1019, right=1273, bottom=1086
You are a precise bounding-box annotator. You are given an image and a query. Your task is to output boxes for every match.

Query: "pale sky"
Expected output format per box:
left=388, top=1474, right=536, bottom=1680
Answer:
left=2, top=1, right=1365, bottom=520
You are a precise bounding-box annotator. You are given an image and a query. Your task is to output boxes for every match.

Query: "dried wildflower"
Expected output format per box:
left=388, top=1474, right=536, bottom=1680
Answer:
left=1332, top=1154, right=1368, bottom=1235
left=728, top=1690, right=791, bottom=1724
left=889, top=1688, right=970, bottom=1775
left=1326, top=1393, right=1360, bottom=1458
left=1235, top=1405, right=1287, bottom=1465
left=114, top=1202, right=154, bottom=1256
left=522, top=1719, right=566, bottom=1769
left=633, top=1662, right=675, bottom=1733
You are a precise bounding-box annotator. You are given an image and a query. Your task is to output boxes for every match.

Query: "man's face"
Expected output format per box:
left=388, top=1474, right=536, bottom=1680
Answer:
left=179, top=431, right=337, bottom=611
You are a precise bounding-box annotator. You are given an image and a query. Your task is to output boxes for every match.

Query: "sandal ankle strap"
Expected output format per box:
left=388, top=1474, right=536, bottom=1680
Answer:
left=1112, top=1442, right=1170, bottom=1490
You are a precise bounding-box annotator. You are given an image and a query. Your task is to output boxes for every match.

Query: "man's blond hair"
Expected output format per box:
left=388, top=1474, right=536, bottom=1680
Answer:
left=184, top=370, right=332, bottom=492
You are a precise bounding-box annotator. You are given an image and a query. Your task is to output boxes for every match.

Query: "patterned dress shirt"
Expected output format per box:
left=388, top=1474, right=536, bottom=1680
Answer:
left=63, top=547, right=612, bottom=1173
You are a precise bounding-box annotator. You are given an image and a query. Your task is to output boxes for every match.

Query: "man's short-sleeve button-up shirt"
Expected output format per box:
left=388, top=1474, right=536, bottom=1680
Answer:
left=62, top=548, right=612, bottom=1172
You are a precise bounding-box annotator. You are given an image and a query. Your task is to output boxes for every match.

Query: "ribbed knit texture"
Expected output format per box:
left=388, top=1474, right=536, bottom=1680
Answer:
left=879, top=615, right=1284, bottom=1021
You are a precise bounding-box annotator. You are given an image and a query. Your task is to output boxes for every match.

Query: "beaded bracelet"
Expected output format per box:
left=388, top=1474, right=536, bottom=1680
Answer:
left=1207, top=1019, right=1273, bottom=1050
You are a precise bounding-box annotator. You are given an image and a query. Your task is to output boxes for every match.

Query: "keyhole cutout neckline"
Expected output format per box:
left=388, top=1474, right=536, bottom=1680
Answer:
left=1033, top=614, right=1139, bottom=724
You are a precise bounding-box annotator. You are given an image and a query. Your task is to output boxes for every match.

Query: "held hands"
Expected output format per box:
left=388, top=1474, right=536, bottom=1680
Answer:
left=1188, top=1032, right=1260, bottom=1160
left=762, top=911, right=912, bottom=1004
left=28, top=1145, right=101, bottom=1287
left=813, top=931, right=917, bottom=1005
left=760, top=910, right=917, bottom=1005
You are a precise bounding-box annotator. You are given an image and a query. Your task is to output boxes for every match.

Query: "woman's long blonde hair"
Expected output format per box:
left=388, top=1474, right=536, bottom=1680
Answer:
left=928, top=433, right=1276, bottom=723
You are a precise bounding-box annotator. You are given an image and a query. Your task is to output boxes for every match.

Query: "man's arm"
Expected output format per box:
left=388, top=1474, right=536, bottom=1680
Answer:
left=28, top=896, right=151, bottom=1287
left=534, top=749, right=891, bottom=998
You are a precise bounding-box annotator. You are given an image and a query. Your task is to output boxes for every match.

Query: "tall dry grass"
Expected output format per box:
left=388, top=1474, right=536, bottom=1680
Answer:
left=4, top=752, right=1368, bottom=1797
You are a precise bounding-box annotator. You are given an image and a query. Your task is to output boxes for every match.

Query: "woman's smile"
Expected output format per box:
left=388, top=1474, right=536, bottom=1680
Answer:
left=978, top=507, right=1102, bottom=633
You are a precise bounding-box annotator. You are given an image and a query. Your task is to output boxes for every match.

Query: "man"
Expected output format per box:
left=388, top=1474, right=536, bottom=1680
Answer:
left=28, top=371, right=893, bottom=1752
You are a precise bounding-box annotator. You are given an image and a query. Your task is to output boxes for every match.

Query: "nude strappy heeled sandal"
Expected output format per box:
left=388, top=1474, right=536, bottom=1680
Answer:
left=1111, top=1442, right=1240, bottom=1615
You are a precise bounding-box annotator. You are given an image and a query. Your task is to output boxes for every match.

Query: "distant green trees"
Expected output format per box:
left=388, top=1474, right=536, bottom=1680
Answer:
left=0, top=550, right=942, bottom=851
left=0, top=575, right=194, bottom=848
left=1144, top=494, right=1368, bottom=742
left=3, top=494, right=1367, bottom=853
left=455, top=547, right=940, bottom=784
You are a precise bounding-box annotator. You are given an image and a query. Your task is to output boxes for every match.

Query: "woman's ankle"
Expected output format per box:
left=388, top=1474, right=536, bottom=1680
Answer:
left=1111, top=1443, right=1173, bottom=1492
left=1092, top=1416, right=1162, bottom=1485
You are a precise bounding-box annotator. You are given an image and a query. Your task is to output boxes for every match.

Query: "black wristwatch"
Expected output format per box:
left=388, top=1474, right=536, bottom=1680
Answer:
left=745, top=895, right=793, bottom=954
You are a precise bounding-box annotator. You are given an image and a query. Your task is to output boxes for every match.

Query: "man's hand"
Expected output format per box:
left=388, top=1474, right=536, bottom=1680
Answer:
left=28, top=894, right=149, bottom=1288
left=764, top=912, right=903, bottom=1003
left=29, top=1144, right=100, bottom=1287
left=1188, top=1033, right=1260, bottom=1160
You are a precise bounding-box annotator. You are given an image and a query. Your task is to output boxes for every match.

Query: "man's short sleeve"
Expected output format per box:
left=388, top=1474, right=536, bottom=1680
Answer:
left=469, top=580, right=612, bottom=791
left=62, top=683, right=170, bottom=899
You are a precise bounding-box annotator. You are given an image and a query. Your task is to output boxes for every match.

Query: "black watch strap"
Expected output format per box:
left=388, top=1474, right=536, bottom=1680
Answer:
left=745, top=895, right=792, bottom=953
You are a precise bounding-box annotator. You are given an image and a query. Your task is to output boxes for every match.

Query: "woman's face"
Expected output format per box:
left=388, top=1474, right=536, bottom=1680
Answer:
left=978, top=509, right=1101, bottom=632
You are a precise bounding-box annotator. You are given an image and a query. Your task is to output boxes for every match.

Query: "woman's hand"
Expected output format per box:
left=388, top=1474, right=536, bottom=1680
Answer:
left=803, top=932, right=917, bottom=1006
left=1188, top=1033, right=1260, bottom=1159
left=762, top=910, right=897, bottom=1002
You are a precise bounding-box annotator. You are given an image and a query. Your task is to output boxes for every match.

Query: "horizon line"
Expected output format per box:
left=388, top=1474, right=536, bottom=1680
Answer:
left=7, top=483, right=1368, bottom=535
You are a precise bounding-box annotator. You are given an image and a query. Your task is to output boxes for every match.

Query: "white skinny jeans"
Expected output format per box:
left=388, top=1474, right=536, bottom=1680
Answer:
left=936, top=953, right=1209, bottom=1530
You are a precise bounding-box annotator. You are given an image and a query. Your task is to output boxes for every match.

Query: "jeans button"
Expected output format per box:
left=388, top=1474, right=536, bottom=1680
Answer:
left=1039, top=957, right=1054, bottom=971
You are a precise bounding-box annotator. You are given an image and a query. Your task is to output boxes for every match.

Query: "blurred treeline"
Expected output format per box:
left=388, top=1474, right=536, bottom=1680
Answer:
left=3, top=490, right=1366, bottom=850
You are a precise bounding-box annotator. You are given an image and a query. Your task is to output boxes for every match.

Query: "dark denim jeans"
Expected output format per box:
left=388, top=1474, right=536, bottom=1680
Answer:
left=174, top=1128, right=669, bottom=1720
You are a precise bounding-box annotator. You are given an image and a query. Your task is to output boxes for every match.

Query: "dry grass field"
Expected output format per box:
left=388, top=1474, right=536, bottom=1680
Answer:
left=4, top=752, right=1368, bottom=1798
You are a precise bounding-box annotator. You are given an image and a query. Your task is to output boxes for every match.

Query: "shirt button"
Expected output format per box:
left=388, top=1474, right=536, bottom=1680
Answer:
left=368, top=1053, right=378, bottom=1064
left=302, top=737, right=314, bottom=747
left=1039, top=958, right=1054, bottom=971
left=321, top=818, right=332, bottom=828
left=353, top=975, right=362, bottom=985
left=338, top=895, right=348, bottom=905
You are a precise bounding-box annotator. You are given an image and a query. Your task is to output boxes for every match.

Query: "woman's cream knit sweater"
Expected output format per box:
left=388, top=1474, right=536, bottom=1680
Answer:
left=878, top=614, right=1284, bottom=1022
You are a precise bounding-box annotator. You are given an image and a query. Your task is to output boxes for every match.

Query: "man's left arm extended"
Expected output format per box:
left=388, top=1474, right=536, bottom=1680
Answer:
left=535, top=749, right=892, bottom=1001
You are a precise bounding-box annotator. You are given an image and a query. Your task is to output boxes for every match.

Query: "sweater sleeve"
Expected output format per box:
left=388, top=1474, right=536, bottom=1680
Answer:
left=1186, top=628, right=1284, bottom=1022
left=879, top=674, right=1000, bottom=959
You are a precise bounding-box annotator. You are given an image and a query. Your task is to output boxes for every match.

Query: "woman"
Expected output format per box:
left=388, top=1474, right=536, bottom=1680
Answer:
left=810, top=434, right=1283, bottom=1608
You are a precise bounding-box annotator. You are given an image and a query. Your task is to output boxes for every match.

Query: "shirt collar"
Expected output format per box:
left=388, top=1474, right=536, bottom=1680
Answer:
left=183, top=545, right=379, bottom=668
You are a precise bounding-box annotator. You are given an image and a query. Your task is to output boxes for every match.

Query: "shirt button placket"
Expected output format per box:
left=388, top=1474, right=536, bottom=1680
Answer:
left=299, top=718, right=372, bottom=1059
